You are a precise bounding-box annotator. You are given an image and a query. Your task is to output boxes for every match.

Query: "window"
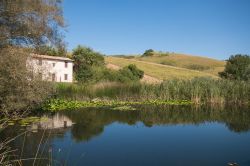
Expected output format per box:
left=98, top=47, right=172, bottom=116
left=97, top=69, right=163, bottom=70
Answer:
left=65, top=62, right=68, bottom=68
left=38, top=59, right=42, bottom=65
left=52, top=63, right=55, bottom=67
left=64, top=74, right=68, bottom=80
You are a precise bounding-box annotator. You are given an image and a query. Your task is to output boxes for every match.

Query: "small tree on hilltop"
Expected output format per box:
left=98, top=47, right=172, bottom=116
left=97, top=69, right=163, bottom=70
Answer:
left=142, top=49, right=154, bottom=57
left=219, top=54, right=250, bottom=81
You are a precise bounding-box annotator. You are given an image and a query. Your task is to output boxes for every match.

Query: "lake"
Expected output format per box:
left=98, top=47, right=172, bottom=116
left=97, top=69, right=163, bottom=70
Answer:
left=1, top=105, right=250, bottom=166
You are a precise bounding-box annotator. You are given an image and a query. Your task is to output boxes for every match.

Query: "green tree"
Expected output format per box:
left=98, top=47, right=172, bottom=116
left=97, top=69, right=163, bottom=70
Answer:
left=0, top=0, right=65, bottom=49
left=0, top=0, right=65, bottom=117
left=72, top=45, right=105, bottom=82
left=142, top=49, right=154, bottom=57
left=219, top=54, right=250, bottom=81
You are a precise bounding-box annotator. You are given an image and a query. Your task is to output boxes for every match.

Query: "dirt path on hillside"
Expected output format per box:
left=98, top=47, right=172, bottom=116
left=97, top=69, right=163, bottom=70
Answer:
left=106, top=63, right=162, bottom=84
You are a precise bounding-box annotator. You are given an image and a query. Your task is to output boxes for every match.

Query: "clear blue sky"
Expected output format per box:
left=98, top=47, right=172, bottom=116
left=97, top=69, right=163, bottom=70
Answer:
left=63, top=0, right=250, bottom=60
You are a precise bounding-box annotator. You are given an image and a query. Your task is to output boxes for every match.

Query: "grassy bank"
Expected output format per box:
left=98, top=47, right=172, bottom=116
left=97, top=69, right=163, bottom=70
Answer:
left=55, top=77, right=250, bottom=106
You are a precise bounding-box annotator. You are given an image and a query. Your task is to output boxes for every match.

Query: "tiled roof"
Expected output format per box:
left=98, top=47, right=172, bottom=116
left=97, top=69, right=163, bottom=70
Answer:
left=30, top=54, right=73, bottom=62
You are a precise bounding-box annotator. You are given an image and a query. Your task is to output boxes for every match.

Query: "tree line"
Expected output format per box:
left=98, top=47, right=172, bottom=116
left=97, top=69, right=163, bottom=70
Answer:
left=0, top=0, right=249, bottom=118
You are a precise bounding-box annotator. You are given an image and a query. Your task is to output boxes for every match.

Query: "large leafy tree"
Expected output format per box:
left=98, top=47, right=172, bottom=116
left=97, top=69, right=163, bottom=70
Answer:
left=0, top=0, right=65, bottom=50
left=219, top=54, right=250, bottom=81
left=72, top=45, right=105, bottom=82
left=0, top=0, right=65, bottom=116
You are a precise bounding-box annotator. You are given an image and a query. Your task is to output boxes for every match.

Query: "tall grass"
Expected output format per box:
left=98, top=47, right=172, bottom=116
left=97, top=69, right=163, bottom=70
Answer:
left=56, top=78, right=250, bottom=105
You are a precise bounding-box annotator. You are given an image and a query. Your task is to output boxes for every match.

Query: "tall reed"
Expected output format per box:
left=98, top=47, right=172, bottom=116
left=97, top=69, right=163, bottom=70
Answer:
left=56, top=78, right=250, bottom=105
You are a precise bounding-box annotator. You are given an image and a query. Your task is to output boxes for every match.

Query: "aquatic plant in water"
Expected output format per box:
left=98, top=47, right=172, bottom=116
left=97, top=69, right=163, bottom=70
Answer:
left=42, top=99, right=192, bottom=112
left=3, top=116, right=49, bottom=127
left=111, top=106, right=137, bottom=111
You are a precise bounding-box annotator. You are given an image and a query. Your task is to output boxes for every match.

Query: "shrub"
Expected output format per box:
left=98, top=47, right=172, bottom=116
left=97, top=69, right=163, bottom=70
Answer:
left=0, top=47, right=53, bottom=117
left=73, top=64, right=144, bottom=84
left=219, top=54, right=250, bottom=81
left=142, top=49, right=154, bottom=57
left=118, top=64, right=144, bottom=82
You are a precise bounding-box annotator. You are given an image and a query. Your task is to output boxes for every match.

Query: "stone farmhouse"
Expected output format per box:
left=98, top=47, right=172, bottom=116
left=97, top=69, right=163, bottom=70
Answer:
left=27, top=54, right=73, bottom=82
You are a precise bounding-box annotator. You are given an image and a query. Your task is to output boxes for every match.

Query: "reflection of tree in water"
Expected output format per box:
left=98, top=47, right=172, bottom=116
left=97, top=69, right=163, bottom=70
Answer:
left=1, top=105, right=250, bottom=165
left=71, top=121, right=104, bottom=142
left=62, top=105, right=250, bottom=141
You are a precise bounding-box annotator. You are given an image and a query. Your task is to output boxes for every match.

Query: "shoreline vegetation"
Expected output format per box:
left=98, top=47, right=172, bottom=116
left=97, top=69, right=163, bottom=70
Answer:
left=49, top=77, right=250, bottom=112
left=42, top=99, right=192, bottom=112
left=1, top=1, right=249, bottom=165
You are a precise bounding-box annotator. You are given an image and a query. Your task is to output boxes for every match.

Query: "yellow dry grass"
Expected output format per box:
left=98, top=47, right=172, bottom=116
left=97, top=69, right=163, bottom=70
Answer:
left=135, top=53, right=225, bottom=75
left=105, top=57, right=219, bottom=80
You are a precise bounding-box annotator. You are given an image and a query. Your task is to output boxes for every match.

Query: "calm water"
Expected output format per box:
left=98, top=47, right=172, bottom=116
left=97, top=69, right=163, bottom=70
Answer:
left=1, top=105, right=250, bottom=166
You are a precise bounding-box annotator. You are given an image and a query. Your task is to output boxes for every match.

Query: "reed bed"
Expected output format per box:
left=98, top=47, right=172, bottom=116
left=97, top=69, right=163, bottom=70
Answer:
left=56, top=77, right=250, bottom=105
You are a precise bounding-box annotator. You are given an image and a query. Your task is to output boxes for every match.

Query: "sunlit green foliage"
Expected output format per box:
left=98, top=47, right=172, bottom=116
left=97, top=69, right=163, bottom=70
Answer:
left=117, top=64, right=144, bottom=82
left=72, top=46, right=144, bottom=83
left=72, top=45, right=105, bottom=82
left=219, top=54, right=250, bottom=81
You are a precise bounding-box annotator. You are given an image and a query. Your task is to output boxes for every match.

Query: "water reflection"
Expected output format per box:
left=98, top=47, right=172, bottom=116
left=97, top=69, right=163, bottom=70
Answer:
left=21, top=105, right=250, bottom=141
left=59, top=105, right=250, bottom=141
left=28, top=114, right=74, bottom=131
left=1, top=105, right=250, bottom=166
